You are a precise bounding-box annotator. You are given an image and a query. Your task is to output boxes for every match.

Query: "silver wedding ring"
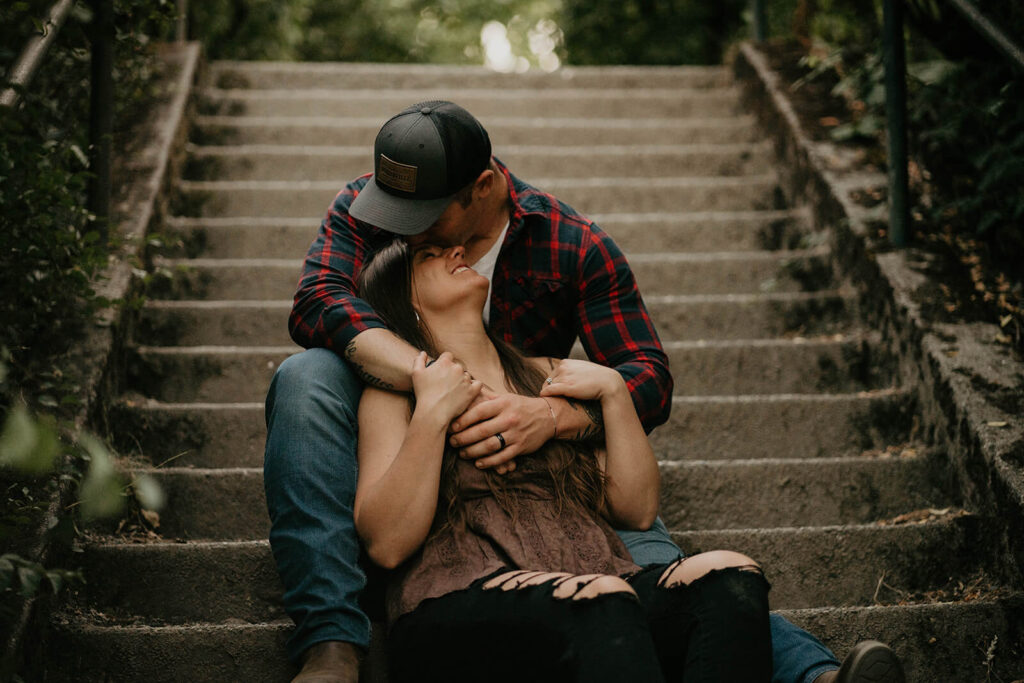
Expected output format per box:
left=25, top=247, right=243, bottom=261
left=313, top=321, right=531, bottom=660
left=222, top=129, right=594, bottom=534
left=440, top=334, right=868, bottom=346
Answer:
left=495, top=433, right=506, bottom=450
left=544, top=377, right=554, bottom=385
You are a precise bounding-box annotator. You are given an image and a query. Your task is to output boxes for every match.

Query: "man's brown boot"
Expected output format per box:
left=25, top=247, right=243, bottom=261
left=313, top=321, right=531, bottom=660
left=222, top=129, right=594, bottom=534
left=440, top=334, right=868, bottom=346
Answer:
left=291, top=641, right=362, bottom=683
left=814, top=640, right=905, bottom=683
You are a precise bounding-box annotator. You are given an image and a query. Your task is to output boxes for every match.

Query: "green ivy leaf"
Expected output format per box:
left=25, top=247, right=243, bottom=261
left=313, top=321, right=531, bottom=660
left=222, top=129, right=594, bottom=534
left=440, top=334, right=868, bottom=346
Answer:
left=16, top=565, right=41, bottom=598
left=0, top=555, right=14, bottom=591
left=45, top=570, right=64, bottom=594
left=78, top=434, right=125, bottom=521
left=132, top=473, right=165, bottom=511
left=0, top=404, right=60, bottom=474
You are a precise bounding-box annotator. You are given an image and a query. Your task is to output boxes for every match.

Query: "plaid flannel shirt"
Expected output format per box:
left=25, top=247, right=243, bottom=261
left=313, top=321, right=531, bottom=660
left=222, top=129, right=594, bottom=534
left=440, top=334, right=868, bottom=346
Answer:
left=289, top=159, right=673, bottom=432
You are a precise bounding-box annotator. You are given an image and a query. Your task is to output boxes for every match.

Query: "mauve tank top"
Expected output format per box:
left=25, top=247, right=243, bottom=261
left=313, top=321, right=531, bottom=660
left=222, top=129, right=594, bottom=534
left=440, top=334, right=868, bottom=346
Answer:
left=385, top=450, right=640, bottom=624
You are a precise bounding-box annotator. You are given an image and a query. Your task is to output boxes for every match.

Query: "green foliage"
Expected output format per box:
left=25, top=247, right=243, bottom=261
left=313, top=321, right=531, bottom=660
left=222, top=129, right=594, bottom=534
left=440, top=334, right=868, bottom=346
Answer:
left=1, top=1, right=174, bottom=400
left=792, top=2, right=1024, bottom=266
left=0, top=0, right=172, bottom=638
left=561, top=0, right=746, bottom=65
left=909, top=61, right=1024, bottom=256
left=0, top=552, right=84, bottom=620
left=190, top=0, right=564, bottom=67
left=0, top=405, right=60, bottom=475
left=0, top=355, right=165, bottom=624
left=773, top=0, right=1024, bottom=346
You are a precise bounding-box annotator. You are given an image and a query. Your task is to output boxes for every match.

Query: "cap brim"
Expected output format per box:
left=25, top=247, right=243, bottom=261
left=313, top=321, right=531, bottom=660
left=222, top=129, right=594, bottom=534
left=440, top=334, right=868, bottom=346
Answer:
left=349, top=176, right=454, bottom=236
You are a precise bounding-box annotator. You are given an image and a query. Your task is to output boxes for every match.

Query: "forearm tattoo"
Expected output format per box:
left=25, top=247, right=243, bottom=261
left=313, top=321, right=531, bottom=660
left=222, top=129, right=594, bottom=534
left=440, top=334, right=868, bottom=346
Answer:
left=344, top=339, right=395, bottom=391
left=567, top=397, right=604, bottom=442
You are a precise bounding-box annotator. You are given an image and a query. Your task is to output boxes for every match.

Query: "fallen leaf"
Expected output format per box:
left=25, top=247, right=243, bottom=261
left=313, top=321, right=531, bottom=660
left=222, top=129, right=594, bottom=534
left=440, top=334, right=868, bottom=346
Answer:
left=141, top=509, right=161, bottom=529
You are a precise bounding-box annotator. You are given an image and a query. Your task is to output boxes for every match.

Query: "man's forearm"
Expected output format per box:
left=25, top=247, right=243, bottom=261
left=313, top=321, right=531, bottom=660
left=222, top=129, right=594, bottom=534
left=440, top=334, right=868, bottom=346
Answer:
left=344, top=328, right=419, bottom=393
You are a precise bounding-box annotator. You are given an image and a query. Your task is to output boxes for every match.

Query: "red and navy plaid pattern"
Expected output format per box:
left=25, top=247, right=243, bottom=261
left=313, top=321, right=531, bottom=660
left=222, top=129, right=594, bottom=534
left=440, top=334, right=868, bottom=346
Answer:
left=289, top=159, right=673, bottom=431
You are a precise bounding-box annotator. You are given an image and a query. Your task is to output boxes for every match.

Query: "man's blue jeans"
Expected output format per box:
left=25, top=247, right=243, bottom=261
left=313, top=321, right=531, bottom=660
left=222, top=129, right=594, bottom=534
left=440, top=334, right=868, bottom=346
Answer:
left=264, top=349, right=840, bottom=681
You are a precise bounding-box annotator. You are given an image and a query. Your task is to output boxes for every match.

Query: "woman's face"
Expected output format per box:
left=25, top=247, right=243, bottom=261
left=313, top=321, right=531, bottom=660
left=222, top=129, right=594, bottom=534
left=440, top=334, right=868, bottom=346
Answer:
left=410, top=243, right=489, bottom=319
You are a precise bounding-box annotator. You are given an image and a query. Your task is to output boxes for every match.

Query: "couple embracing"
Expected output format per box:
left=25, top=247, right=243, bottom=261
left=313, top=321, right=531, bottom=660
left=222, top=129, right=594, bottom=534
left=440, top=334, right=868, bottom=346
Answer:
left=264, top=101, right=904, bottom=683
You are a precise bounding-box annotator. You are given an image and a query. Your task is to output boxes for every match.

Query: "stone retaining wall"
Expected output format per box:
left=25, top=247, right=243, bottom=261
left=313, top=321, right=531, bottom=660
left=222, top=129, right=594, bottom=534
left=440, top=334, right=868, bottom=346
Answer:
left=733, top=41, right=1024, bottom=584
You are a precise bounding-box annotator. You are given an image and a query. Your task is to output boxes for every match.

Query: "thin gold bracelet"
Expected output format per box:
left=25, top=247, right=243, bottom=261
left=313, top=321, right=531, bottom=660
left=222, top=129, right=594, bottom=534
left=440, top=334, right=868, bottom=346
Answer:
left=540, top=397, right=558, bottom=440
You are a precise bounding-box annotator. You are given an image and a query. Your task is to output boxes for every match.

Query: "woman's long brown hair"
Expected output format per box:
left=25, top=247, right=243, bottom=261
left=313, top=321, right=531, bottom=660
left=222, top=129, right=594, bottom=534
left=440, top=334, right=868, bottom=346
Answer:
left=356, top=239, right=605, bottom=528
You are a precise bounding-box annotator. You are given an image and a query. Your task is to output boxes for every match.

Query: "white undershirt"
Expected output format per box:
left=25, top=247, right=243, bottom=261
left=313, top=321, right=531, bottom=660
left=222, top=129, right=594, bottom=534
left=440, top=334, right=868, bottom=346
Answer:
left=469, top=220, right=509, bottom=324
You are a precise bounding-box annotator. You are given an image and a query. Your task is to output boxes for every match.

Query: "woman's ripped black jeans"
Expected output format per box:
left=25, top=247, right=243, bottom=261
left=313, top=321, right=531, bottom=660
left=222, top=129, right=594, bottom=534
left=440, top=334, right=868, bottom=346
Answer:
left=388, top=561, right=773, bottom=683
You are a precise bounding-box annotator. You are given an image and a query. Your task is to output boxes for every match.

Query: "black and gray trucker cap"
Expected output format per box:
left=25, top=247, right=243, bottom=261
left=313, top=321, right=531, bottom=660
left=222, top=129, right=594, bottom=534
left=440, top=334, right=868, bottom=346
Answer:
left=348, top=101, right=492, bottom=235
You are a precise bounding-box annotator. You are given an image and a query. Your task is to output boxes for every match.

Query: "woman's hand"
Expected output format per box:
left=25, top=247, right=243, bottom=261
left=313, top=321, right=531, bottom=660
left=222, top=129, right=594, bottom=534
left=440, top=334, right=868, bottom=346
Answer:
left=539, top=359, right=627, bottom=403
left=411, top=351, right=482, bottom=426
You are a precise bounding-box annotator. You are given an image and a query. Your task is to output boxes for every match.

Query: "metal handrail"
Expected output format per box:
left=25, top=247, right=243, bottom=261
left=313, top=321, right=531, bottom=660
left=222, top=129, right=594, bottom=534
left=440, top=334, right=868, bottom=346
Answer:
left=0, top=0, right=76, bottom=109
left=748, top=0, right=1024, bottom=247
left=946, top=0, right=1024, bottom=73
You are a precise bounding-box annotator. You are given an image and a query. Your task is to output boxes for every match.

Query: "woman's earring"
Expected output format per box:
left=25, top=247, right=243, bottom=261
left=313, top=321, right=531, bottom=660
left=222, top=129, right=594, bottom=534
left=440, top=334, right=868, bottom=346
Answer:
left=415, top=311, right=421, bottom=322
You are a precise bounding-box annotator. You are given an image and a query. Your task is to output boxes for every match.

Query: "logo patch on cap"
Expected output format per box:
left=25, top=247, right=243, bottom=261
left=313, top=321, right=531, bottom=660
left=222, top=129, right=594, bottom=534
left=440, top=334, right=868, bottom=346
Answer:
left=377, top=154, right=418, bottom=193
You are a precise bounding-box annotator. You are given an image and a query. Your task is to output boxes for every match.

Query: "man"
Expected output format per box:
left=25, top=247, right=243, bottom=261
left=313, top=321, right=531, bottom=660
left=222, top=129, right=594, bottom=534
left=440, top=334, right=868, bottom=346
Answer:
left=265, top=100, right=904, bottom=683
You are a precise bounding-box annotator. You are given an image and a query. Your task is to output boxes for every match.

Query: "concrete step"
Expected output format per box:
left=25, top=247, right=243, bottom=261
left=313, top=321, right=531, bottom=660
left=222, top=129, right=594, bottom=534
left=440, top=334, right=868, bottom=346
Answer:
left=71, top=513, right=990, bottom=624
left=135, top=291, right=852, bottom=347
left=781, top=599, right=1024, bottom=683
left=658, top=454, right=949, bottom=531
left=661, top=335, right=893, bottom=395
left=109, top=389, right=911, bottom=469
left=128, top=335, right=890, bottom=403
left=207, top=62, right=734, bottom=91
left=162, top=209, right=813, bottom=260
left=196, top=87, right=744, bottom=120
left=183, top=142, right=776, bottom=181
left=173, top=175, right=781, bottom=217
left=108, top=400, right=266, bottom=469
left=128, top=455, right=948, bottom=540
left=125, top=346, right=294, bottom=404
left=47, top=598, right=1024, bottom=682
left=674, top=513, right=994, bottom=610
left=146, top=249, right=828, bottom=301
left=46, top=621, right=295, bottom=682
left=646, top=291, right=853, bottom=340
left=74, top=541, right=285, bottom=625
left=653, top=390, right=913, bottom=461
left=193, top=114, right=765, bottom=147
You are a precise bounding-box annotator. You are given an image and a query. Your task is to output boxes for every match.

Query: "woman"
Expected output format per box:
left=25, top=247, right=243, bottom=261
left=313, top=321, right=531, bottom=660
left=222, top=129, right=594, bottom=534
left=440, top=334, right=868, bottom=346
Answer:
left=354, top=239, right=772, bottom=682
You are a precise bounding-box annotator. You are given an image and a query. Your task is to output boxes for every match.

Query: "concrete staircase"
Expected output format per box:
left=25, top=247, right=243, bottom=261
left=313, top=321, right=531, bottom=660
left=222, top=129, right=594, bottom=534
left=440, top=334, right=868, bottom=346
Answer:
left=48, top=62, right=1020, bottom=681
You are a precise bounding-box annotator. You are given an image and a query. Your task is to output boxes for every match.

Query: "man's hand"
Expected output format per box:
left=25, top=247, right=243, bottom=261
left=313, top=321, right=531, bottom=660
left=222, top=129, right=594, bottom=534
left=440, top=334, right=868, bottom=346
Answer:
left=448, top=385, right=555, bottom=474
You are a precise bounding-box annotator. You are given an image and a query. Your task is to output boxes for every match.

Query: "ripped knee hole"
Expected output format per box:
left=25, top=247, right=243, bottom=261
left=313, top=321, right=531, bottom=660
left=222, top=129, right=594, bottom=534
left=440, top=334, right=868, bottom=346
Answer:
left=482, top=570, right=636, bottom=601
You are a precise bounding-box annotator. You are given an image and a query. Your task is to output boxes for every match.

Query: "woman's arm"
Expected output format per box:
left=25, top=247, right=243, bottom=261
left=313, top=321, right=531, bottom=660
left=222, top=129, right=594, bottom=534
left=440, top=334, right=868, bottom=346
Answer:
left=540, top=359, right=660, bottom=530
left=355, top=352, right=482, bottom=569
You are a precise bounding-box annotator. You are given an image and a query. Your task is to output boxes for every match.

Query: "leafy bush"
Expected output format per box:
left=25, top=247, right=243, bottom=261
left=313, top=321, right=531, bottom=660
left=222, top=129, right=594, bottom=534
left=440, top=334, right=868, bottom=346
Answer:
left=1, top=1, right=174, bottom=401
left=769, top=0, right=1024, bottom=346
left=561, top=0, right=747, bottom=65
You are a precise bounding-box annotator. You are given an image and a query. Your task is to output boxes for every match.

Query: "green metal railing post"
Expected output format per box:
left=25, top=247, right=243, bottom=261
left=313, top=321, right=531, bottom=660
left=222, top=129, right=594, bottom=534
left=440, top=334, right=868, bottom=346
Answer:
left=88, top=0, right=114, bottom=241
left=751, top=0, right=767, bottom=42
left=176, top=0, right=188, bottom=44
left=882, top=0, right=909, bottom=247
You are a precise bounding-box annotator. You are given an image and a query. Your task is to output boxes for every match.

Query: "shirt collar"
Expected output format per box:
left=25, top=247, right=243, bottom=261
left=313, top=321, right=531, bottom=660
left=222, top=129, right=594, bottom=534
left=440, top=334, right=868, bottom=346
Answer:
left=494, top=157, right=547, bottom=244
